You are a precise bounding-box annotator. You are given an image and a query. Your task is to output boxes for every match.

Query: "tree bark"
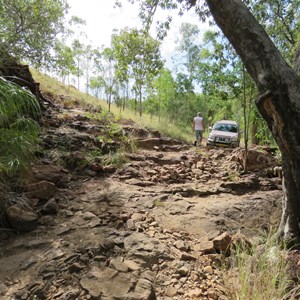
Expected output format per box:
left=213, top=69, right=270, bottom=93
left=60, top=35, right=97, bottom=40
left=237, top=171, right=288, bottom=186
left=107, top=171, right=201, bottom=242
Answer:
left=205, top=0, right=300, bottom=243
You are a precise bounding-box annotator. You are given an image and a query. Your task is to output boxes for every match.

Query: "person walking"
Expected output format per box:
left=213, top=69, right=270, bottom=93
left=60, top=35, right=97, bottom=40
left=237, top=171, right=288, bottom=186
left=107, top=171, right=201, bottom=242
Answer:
left=193, top=112, right=205, bottom=146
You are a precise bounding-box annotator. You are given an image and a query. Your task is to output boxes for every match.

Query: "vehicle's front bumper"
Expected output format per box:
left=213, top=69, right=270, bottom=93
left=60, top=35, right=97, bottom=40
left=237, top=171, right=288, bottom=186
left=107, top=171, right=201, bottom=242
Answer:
left=207, top=137, right=234, bottom=147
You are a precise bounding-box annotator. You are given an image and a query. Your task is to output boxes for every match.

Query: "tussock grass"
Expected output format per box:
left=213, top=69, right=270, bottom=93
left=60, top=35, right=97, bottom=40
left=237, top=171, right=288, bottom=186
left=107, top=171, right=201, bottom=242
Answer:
left=0, top=77, right=41, bottom=178
left=224, top=233, right=298, bottom=300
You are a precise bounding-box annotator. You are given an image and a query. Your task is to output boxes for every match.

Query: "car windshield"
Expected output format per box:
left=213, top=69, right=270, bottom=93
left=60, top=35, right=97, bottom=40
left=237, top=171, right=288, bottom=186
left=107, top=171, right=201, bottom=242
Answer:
left=213, top=123, right=238, bottom=133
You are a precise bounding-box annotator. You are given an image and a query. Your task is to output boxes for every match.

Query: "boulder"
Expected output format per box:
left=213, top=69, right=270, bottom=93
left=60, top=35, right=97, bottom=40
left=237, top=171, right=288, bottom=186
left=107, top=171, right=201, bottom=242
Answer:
left=24, top=181, right=57, bottom=201
left=6, top=205, right=38, bottom=232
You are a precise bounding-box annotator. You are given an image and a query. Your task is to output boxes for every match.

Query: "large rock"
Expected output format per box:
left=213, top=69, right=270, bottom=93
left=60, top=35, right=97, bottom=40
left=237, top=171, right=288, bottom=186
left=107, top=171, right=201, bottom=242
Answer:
left=80, top=267, right=156, bottom=299
left=233, top=148, right=277, bottom=171
left=124, top=232, right=171, bottom=267
left=6, top=205, right=38, bottom=232
left=212, top=232, right=232, bottom=255
left=24, top=180, right=57, bottom=200
left=30, top=164, right=69, bottom=188
left=137, top=137, right=184, bottom=150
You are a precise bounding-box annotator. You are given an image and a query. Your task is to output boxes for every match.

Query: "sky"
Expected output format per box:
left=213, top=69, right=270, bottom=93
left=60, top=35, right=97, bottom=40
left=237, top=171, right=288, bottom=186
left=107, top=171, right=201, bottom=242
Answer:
left=67, top=0, right=211, bottom=68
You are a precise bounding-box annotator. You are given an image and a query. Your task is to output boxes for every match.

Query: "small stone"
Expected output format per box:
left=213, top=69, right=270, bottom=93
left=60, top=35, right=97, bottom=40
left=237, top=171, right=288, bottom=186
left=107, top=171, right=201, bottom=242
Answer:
left=203, top=266, right=214, bottom=274
left=109, top=258, right=129, bottom=272
left=165, top=286, right=177, bottom=297
left=187, top=288, right=202, bottom=298
left=82, top=211, right=96, bottom=220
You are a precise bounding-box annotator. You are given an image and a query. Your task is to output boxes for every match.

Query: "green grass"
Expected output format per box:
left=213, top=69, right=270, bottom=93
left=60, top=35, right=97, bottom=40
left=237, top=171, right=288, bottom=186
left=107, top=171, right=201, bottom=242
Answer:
left=0, top=77, right=41, bottom=178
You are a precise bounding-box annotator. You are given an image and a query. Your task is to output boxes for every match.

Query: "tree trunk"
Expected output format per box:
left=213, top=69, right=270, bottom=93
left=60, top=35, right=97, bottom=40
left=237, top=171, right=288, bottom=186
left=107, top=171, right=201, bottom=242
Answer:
left=243, top=65, right=248, bottom=173
left=139, top=89, right=142, bottom=117
left=205, top=0, right=300, bottom=243
left=251, top=118, right=259, bottom=145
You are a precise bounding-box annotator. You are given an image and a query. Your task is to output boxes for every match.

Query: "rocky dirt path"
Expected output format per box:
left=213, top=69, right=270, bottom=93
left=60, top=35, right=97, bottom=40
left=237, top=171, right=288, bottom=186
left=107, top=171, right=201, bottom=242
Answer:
left=0, top=104, right=283, bottom=300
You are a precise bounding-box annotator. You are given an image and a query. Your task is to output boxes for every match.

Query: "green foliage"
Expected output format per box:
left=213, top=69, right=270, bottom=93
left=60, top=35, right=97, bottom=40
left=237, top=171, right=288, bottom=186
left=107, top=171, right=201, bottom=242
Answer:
left=0, top=78, right=41, bottom=177
left=90, top=46, right=119, bottom=111
left=176, top=22, right=201, bottom=86
left=85, top=109, right=112, bottom=120
left=101, top=151, right=128, bottom=167
left=112, top=28, right=164, bottom=115
left=53, top=42, right=76, bottom=80
left=115, top=0, right=210, bottom=39
left=145, top=69, right=177, bottom=119
left=255, top=119, right=277, bottom=146
left=0, top=0, right=69, bottom=67
left=248, top=0, right=300, bottom=64
left=85, top=109, right=136, bottom=166
left=123, top=0, right=300, bottom=147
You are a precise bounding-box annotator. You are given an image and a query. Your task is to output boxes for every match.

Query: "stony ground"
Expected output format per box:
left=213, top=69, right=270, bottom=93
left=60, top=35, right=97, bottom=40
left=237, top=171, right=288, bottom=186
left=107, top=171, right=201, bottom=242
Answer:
left=0, top=101, right=285, bottom=300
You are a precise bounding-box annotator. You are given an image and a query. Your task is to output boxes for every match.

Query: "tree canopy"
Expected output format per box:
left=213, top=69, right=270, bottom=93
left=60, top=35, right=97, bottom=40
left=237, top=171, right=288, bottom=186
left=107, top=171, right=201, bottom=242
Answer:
left=0, top=0, right=69, bottom=67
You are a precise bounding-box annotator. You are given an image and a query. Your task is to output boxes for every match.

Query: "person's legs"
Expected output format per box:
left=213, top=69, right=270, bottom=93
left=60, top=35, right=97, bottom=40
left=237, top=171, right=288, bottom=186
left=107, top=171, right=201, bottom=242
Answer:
left=195, top=130, right=201, bottom=146
left=199, top=130, right=203, bottom=145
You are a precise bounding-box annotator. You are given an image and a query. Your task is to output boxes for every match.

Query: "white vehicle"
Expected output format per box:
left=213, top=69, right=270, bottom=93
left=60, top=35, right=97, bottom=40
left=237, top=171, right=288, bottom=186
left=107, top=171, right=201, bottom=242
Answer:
left=207, top=120, right=240, bottom=148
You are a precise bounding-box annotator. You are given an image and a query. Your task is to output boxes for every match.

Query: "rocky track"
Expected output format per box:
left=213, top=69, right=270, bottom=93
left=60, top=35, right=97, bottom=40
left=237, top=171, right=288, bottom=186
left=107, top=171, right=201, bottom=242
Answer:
left=0, top=104, right=284, bottom=300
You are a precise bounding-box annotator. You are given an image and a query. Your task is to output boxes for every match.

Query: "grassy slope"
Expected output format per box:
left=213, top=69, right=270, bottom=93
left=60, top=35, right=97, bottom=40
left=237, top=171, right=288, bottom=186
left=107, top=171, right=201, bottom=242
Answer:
left=31, top=69, right=194, bottom=144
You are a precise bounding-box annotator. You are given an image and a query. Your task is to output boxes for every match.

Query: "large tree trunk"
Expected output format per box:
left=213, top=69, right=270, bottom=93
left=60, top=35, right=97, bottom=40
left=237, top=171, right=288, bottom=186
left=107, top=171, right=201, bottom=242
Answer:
left=205, top=0, right=300, bottom=243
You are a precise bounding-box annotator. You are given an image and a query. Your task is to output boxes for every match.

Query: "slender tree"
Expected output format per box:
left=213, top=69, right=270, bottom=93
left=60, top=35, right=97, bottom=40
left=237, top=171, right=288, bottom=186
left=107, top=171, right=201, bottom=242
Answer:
left=112, top=28, right=164, bottom=116
left=54, top=43, right=76, bottom=86
left=72, top=39, right=85, bottom=90
left=101, top=48, right=118, bottom=111
left=176, top=22, right=200, bottom=88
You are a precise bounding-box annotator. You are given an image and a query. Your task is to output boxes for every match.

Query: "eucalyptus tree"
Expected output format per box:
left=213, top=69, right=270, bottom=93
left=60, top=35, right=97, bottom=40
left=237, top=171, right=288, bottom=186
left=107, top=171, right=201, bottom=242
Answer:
left=0, top=0, right=69, bottom=68
left=112, top=28, right=164, bottom=116
left=71, top=39, right=85, bottom=90
left=174, top=72, right=198, bottom=124
left=89, top=76, right=105, bottom=99
left=81, top=45, right=95, bottom=96
left=100, top=47, right=118, bottom=111
left=176, top=23, right=201, bottom=90
left=195, top=29, right=260, bottom=147
left=145, top=68, right=177, bottom=120
left=192, top=30, right=240, bottom=128
left=53, top=43, right=76, bottom=85
left=119, top=0, right=300, bottom=244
